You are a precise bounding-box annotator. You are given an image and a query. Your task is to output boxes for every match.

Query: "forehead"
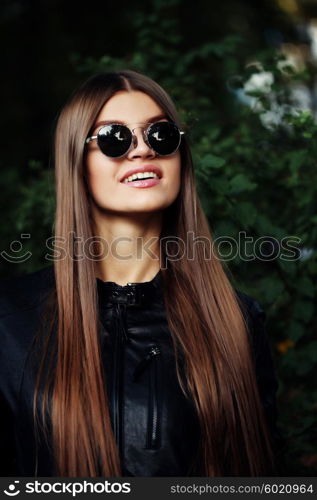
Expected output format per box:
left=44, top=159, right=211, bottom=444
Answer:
left=95, top=90, right=165, bottom=124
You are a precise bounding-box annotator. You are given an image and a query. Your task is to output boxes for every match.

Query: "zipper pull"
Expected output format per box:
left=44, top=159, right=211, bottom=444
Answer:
left=133, top=346, right=161, bottom=382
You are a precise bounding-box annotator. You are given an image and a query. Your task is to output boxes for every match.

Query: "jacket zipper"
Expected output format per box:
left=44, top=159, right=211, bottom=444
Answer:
left=112, top=302, right=128, bottom=456
left=133, top=345, right=161, bottom=450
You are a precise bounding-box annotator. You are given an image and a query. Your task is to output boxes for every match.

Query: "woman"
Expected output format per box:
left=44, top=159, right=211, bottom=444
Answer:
left=0, top=69, right=281, bottom=477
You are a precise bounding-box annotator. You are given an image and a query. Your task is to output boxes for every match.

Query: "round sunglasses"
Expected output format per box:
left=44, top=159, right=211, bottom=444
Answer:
left=85, top=121, right=185, bottom=158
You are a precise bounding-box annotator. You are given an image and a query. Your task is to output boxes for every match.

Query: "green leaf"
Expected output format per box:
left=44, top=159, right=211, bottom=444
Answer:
left=255, top=214, right=277, bottom=235
left=232, top=201, right=258, bottom=227
left=289, top=322, right=305, bottom=341
left=228, top=174, right=257, bottom=194
left=297, top=275, right=315, bottom=298
left=207, top=177, right=229, bottom=195
left=277, top=259, right=297, bottom=276
left=214, top=220, right=238, bottom=238
left=288, top=150, right=307, bottom=171
left=258, top=276, right=285, bottom=303
left=293, top=301, right=314, bottom=323
left=199, top=154, right=226, bottom=170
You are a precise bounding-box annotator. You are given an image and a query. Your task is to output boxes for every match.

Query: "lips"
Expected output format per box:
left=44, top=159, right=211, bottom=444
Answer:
left=119, top=165, right=163, bottom=182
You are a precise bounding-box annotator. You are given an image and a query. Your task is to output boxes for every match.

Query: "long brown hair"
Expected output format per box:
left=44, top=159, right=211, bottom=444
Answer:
left=33, top=70, right=276, bottom=477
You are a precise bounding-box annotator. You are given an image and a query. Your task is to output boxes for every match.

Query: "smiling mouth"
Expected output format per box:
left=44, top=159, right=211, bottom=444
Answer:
left=121, top=172, right=161, bottom=183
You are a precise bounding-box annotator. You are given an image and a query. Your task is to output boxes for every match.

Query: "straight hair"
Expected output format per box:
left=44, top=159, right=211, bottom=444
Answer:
left=33, top=70, right=276, bottom=476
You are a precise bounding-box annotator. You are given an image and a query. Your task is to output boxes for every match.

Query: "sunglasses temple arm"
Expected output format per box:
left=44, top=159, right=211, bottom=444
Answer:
left=85, top=135, right=98, bottom=144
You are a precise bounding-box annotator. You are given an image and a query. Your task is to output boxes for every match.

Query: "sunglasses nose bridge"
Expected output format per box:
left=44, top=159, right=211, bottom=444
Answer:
left=130, top=125, right=151, bottom=151
left=130, top=131, right=138, bottom=149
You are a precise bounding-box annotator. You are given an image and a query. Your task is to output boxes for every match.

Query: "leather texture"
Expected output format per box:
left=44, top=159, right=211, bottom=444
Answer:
left=0, top=265, right=281, bottom=477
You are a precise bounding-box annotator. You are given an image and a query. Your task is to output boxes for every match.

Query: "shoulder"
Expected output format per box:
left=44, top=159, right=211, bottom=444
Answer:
left=234, top=288, right=266, bottom=324
left=0, top=265, right=55, bottom=319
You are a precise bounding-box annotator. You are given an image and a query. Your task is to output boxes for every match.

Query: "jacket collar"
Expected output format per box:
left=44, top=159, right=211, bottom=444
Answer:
left=96, top=269, right=163, bottom=307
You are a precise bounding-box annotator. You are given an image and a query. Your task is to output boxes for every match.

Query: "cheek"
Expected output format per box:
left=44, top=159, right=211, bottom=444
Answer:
left=85, top=156, right=115, bottom=198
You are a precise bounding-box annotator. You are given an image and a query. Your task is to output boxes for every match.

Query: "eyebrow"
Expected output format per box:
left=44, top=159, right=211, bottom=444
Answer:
left=93, top=113, right=168, bottom=131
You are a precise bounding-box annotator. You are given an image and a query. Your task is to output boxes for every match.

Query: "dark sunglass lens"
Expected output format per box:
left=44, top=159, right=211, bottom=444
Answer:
left=147, top=122, right=181, bottom=156
left=97, top=124, right=132, bottom=158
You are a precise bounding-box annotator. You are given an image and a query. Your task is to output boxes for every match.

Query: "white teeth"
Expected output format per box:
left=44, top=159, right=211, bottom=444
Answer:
left=123, top=171, right=159, bottom=183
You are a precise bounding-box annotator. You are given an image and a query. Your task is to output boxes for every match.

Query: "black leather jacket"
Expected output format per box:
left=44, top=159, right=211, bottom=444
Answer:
left=0, top=265, right=281, bottom=477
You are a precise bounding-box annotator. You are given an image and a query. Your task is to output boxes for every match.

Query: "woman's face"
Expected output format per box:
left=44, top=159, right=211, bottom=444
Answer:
left=85, top=90, right=181, bottom=216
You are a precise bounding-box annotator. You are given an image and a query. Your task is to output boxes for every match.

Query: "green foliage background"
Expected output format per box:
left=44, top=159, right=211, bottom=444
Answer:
left=1, top=0, right=316, bottom=476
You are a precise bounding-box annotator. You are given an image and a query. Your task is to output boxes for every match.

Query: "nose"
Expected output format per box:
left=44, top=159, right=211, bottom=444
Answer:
left=126, top=126, right=156, bottom=160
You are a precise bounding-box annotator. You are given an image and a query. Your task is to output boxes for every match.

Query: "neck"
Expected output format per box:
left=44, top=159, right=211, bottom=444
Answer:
left=92, top=208, right=162, bottom=286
